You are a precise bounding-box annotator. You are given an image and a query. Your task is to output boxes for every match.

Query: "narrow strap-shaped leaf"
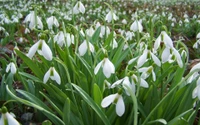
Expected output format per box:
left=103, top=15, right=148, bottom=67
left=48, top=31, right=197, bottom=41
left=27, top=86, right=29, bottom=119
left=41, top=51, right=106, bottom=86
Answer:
left=63, top=98, right=70, bottom=124
left=15, top=49, right=43, bottom=79
left=72, top=84, right=111, bottom=125
left=6, top=85, right=65, bottom=125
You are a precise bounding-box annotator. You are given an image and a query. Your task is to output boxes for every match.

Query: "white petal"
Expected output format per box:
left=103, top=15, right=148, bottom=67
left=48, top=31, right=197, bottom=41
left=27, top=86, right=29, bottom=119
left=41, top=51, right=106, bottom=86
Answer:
left=140, top=78, right=149, bottom=88
left=154, top=35, right=161, bottom=51
left=0, top=116, right=3, bottom=125
left=6, top=63, right=11, bottom=73
left=101, top=94, right=116, bottom=108
left=6, top=113, right=20, bottom=125
left=89, top=42, right=95, bottom=53
left=196, top=32, right=200, bottom=39
left=152, top=70, right=156, bottom=81
left=41, top=41, right=53, bottom=61
left=111, top=79, right=124, bottom=88
left=172, top=48, right=183, bottom=68
left=151, top=52, right=161, bottom=67
left=103, top=58, right=115, bottom=78
left=52, top=68, right=61, bottom=85
left=197, top=86, right=200, bottom=100
left=10, top=62, right=17, bottom=74
left=94, top=61, right=103, bottom=75
left=78, top=2, right=85, bottom=14
left=27, top=41, right=40, bottom=59
left=162, top=31, right=173, bottom=48
left=192, top=86, right=198, bottom=98
left=43, top=68, right=51, bottom=83
left=78, top=41, right=87, bottom=56
left=137, top=50, right=147, bottom=68
left=66, top=33, right=71, bottom=47
left=116, top=95, right=125, bottom=116
left=190, top=63, right=200, bottom=73
left=128, top=57, right=138, bottom=65
left=105, top=11, right=112, bottom=23
left=161, top=47, right=170, bottom=63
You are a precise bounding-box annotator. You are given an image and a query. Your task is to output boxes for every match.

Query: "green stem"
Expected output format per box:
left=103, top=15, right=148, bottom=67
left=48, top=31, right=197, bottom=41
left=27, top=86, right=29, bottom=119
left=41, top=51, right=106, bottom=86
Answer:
left=124, top=84, right=138, bottom=125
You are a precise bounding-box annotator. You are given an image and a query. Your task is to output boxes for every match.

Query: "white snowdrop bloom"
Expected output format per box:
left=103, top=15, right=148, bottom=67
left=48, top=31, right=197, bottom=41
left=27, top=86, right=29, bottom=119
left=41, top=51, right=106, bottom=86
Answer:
left=172, top=48, right=183, bottom=68
left=73, top=1, right=85, bottom=14
left=46, top=16, right=59, bottom=29
left=196, top=33, right=200, bottom=39
left=24, top=11, right=43, bottom=30
left=187, top=63, right=200, bottom=84
left=130, top=20, right=143, bottom=32
left=193, top=39, right=200, bottom=49
left=192, top=78, right=200, bottom=99
left=131, top=74, right=149, bottom=88
left=0, top=106, right=20, bottom=125
left=43, top=67, right=61, bottom=84
left=6, top=62, right=17, bottom=74
left=24, top=28, right=30, bottom=34
left=122, top=19, right=127, bottom=24
left=27, top=40, right=52, bottom=61
left=154, top=31, right=174, bottom=51
left=54, top=31, right=74, bottom=47
left=137, top=49, right=148, bottom=68
left=111, top=38, right=118, bottom=49
left=125, top=31, right=134, bottom=41
left=111, top=76, right=135, bottom=95
left=86, top=27, right=95, bottom=37
left=94, top=58, right=115, bottom=78
left=101, top=92, right=125, bottom=116
left=78, top=40, right=94, bottom=56
left=100, top=26, right=110, bottom=38
left=139, top=66, right=156, bottom=81
left=105, top=11, right=118, bottom=23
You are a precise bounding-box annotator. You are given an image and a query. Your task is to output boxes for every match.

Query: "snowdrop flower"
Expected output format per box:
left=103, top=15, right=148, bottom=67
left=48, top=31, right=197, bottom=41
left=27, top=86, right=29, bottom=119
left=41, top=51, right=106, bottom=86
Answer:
left=192, top=78, right=200, bottom=99
left=187, top=63, right=200, bottom=83
left=193, top=33, right=200, bottom=49
left=46, top=16, right=59, bottom=29
left=105, top=11, right=118, bottom=23
left=6, top=62, right=17, bottom=74
left=122, top=19, right=127, bottom=24
left=24, top=28, right=30, bottom=34
left=94, top=57, right=115, bottom=78
left=139, top=66, right=156, bottom=81
left=101, top=90, right=125, bottom=116
left=130, top=20, right=143, bottom=32
left=24, top=11, right=43, bottom=30
left=78, top=40, right=94, bottom=56
left=86, top=27, right=95, bottom=37
left=43, top=67, right=61, bottom=84
left=54, top=31, right=74, bottom=47
left=100, top=26, right=110, bottom=38
left=136, top=49, right=161, bottom=68
left=0, top=106, right=20, bottom=125
left=27, top=39, right=52, bottom=61
left=111, top=76, right=135, bottom=95
left=73, top=1, right=85, bottom=14
left=154, top=31, right=174, bottom=51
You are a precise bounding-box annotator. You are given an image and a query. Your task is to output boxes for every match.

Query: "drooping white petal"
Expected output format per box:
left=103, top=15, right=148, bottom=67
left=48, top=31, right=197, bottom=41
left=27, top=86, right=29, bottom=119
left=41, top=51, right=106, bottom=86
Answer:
left=151, top=52, right=161, bottom=67
left=101, top=94, right=116, bottom=108
left=162, top=31, right=173, bottom=48
left=140, top=78, right=149, bottom=88
left=172, top=48, right=183, bottom=68
left=43, top=68, right=51, bottom=83
left=78, top=41, right=88, bottom=56
left=122, top=77, right=135, bottom=95
left=154, top=35, right=161, bottom=51
left=103, top=58, right=115, bottom=78
left=128, top=57, right=138, bottom=65
left=89, top=42, right=95, bottom=53
left=6, top=63, right=11, bottom=73
left=105, top=11, right=112, bottom=23
left=197, top=85, right=200, bottom=100
left=0, top=115, right=3, bottom=125
left=41, top=40, right=53, bottom=61
left=116, top=95, right=125, bottom=117
left=192, top=86, right=198, bottom=98
left=196, top=32, right=200, bottom=39
left=130, top=20, right=143, bottom=32
left=152, top=70, right=156, bottom=81
left=52, top=68, right=61, bottom=85
left=6, top=112, right=20, bottom=125
left=94, top=61, right=103, bottom=75
left=111, top=79, right=124, bottom=88
left=78, top=1, right=85, bottom=14
left=27, top=41, right=40, bottom=59
left=137, top=50, right=147, bottom=68
left=161, top=47, right=170, bottom=63
left=10, top=62, right=17, bottom=74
